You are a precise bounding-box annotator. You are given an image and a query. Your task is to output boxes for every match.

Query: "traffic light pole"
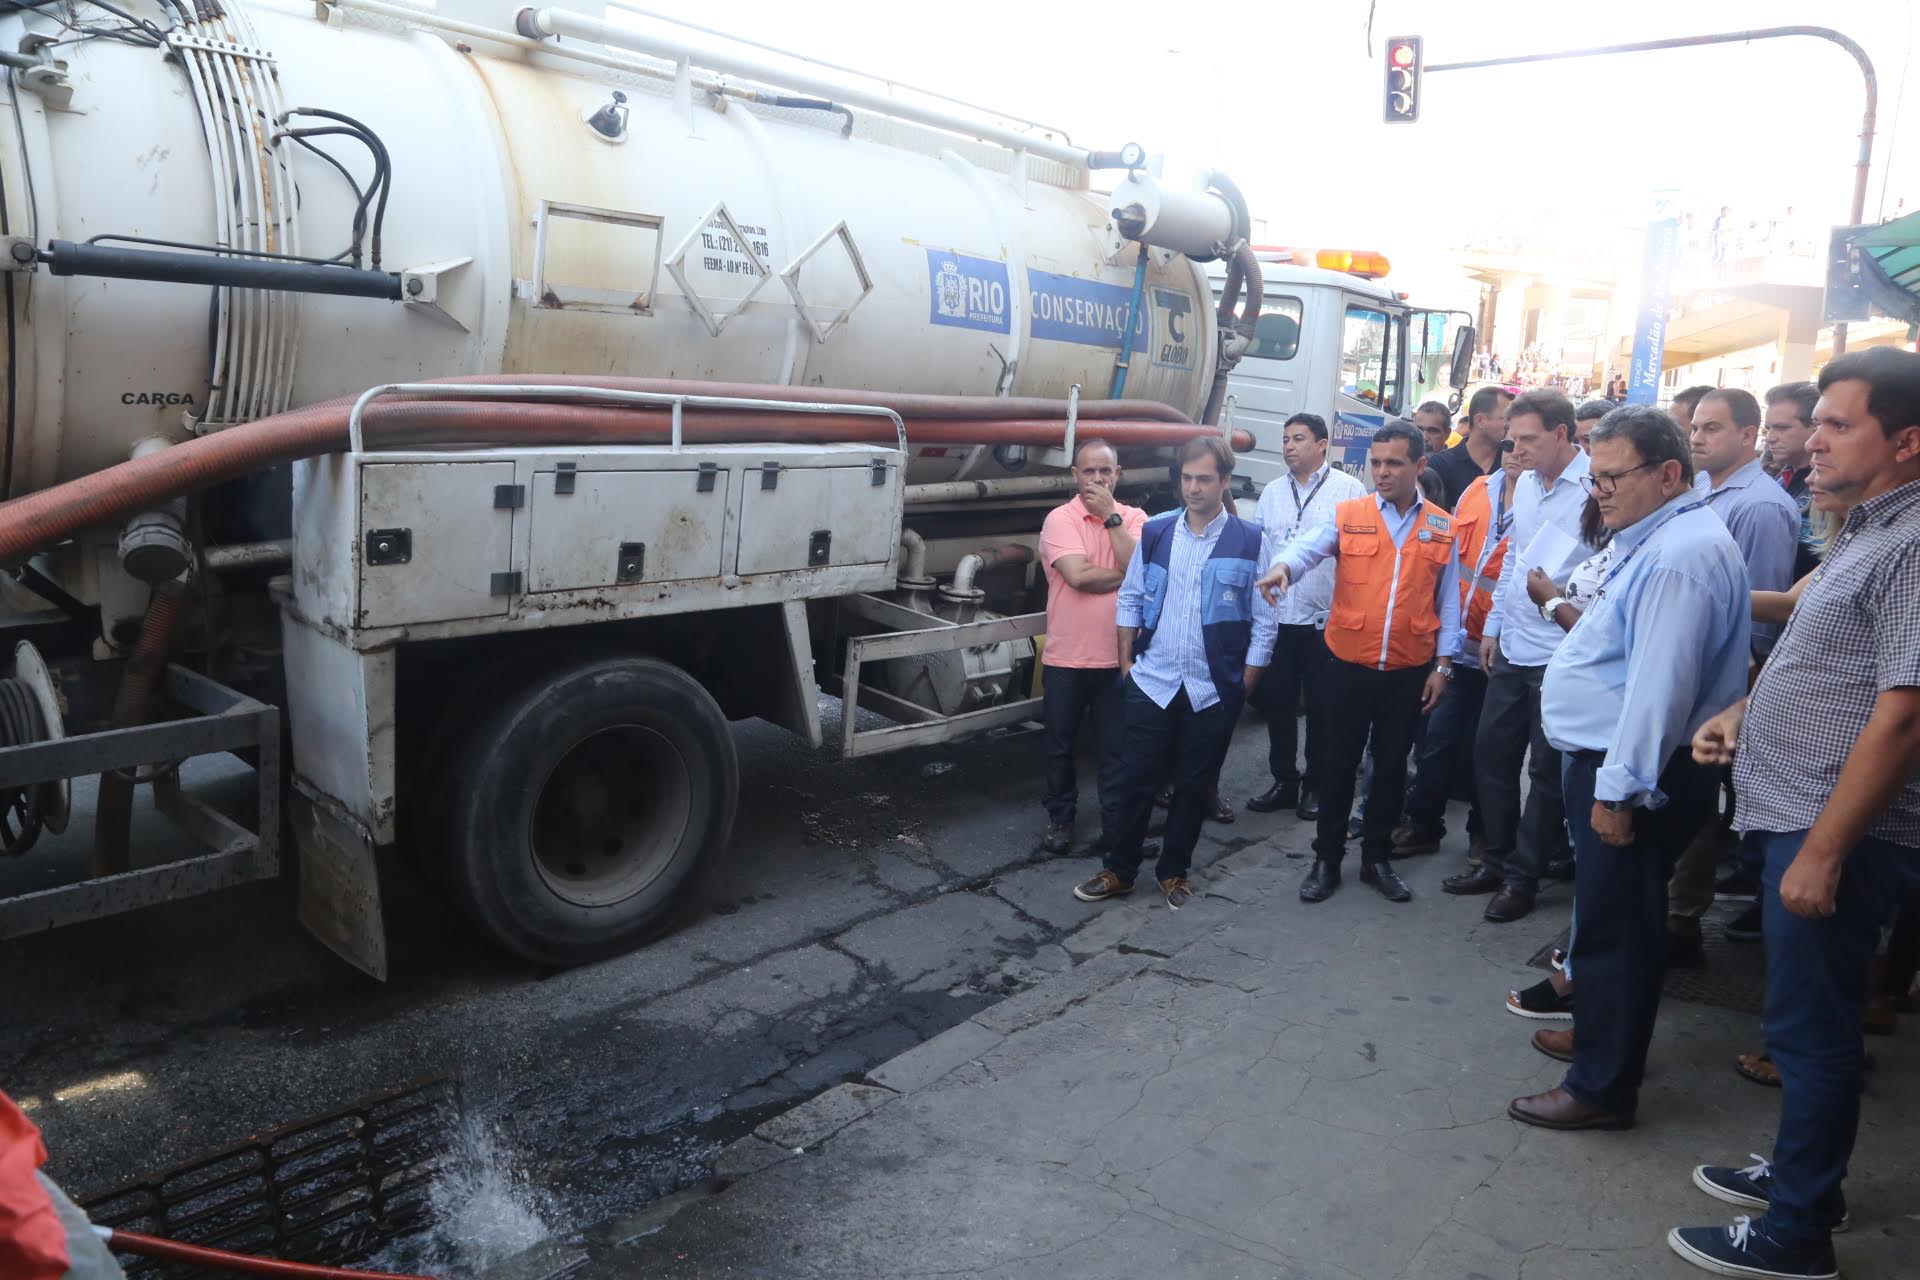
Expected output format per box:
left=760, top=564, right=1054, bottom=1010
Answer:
left=1428, top=26, right=1877, bottom=354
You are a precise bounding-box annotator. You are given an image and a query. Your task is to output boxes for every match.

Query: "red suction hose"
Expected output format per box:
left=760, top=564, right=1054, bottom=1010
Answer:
left=101, top=1226, right=435, bottom=1279
left=0, top=377, right=1250, bottom=568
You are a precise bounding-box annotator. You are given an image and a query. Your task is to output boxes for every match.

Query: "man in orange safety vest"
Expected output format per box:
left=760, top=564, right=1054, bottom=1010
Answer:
left=1259, top=420, right=1463, bottom=905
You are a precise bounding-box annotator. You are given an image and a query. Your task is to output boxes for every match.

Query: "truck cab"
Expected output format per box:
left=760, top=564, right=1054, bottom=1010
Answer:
left=1210, top=252, right=1471, bottom=488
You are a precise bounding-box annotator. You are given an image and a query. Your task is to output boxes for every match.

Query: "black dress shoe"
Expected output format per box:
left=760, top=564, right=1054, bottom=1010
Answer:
left=1040, top=822, right=1073, bottom=854
left=1442, top=866, right=1504, bottom=895
left=1484, top=885, right=1536, bottom=923
left=1296, top=787, right=1320, bottom=821
left=1299, top=860, right=1341, bottom=903
left=1543, top=856, right=1576, bottom=882
left=1246, top=780, right=1300, bottom=813
left=1360, top=861, right=1411, bottom=902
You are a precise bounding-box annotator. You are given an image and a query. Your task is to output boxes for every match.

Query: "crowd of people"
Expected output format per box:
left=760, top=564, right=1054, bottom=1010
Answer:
left=1036, top=347, right=1920, bottom=1280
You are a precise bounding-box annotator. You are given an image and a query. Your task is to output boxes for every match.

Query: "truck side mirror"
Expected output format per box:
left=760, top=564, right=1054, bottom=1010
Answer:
left=1450, top=324, right=1476, bottom=390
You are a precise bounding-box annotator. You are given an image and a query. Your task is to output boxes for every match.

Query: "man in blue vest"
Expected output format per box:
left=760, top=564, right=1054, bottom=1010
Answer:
left=1073, top=436, right=1274, bottom=911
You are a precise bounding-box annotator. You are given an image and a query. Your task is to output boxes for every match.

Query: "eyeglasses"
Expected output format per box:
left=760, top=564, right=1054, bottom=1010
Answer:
left=1580, top=461, right=1658, bottom=496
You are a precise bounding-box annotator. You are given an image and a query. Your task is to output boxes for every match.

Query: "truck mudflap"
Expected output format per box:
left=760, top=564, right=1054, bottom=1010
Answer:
left=292, top=785, right=389, bottom=980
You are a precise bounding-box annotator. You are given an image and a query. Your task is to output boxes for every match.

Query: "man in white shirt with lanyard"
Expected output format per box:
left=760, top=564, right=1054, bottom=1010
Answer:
left=1246, top=414, right=1368, bottom=820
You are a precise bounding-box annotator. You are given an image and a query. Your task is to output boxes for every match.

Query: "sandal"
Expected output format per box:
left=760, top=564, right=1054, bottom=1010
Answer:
left=1505, top=977, right=1574, bottom=1020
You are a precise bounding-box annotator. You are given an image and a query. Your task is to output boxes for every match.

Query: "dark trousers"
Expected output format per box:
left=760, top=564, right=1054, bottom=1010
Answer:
left=1756, top=829, right=1920, bottom=1252
left=1402, top=663, right=1488, bottom=838
left=1104, top=681, right=1242, bottom=884
left=1474, top=656, right=1569, bottom=894
left=1040, top=665, right=1126, bottom=836
left=1252, top=623, right=1329, bottom=787
left=1561, top=749, right=1717, bottom=1116
left=1314, top=658, right=1428, bottom=867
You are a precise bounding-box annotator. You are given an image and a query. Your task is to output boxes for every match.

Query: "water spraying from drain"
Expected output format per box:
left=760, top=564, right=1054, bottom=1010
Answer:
left=370, top=1115, right=557, bottom=1277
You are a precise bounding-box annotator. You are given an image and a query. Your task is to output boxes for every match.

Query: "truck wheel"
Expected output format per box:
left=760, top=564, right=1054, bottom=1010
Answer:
left=443, top=656, right=737, bottom=966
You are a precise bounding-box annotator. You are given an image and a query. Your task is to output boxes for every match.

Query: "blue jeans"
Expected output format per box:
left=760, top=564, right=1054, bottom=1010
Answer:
left=1561, top=748, right=1717, bottom=1115
left=1754, top=828, right=1920, bottom=1252
left=1040, top=665, right=1126, bottom=835
left=1104, top=681, right=1242, bottom=884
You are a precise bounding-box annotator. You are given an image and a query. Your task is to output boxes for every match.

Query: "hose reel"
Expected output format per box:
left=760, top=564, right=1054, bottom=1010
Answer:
left=0, top=641, right=70, bottom=856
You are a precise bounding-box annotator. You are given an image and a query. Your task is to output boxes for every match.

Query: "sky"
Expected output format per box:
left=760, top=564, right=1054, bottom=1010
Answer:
left=614, top=0, right=1920, bottom=314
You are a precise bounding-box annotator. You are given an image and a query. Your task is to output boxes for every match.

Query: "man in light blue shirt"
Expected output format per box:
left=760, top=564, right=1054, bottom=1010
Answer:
left=1072, top=437, right=1274, bottom=912
left=1688, top=388, right=1800, bottom=656
left=1443, top=389, right=1594, bottom=923
left=1666, top=388, right=1805, bottom=959
left=1508, top=405, right=1748, bottom=1132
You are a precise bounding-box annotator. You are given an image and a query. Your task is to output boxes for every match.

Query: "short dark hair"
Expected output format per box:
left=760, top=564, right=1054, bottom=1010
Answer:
left=1416, top=468, right=1446, bottom=503
left=1282, top=412, right=1329, bottom=442
left=1817, top=347, right=1920, bottom=437
left=1671, top=384, right=1717, bottom=416
left=1590, top=404, right=1694, bottom=485
left=1507, top=388, right=1577, bottom=441
left=1373, top=418, right=1426, bottom=461
left=1414, top=400, right=1451, bottom=423
left=1071, top=437, right=1117, bottom=467
left=1575, top=398, right=1614, bottom=423
left=1178, top=434, right=1235, bottom=477
left=1700, top=388, right=1761, bottom=431
left=1467, top=385, right=1512, bottom=422
left=1763, top=381, right=1818, bottom=429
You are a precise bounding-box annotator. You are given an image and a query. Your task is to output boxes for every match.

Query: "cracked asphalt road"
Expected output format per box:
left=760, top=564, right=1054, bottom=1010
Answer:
left=562, top=813, right=1920, bottom=1280
left=1, top=705, right=1276, bottom=1271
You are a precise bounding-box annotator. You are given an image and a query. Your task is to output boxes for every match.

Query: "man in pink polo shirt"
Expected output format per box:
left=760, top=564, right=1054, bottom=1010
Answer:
left=1038, top=439, right=1149, bottom=854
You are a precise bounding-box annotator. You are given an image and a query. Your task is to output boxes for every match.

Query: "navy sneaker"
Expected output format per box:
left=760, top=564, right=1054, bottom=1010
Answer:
left=1667, top=1216, right=1838, bottom=1279
left=1693, top=1155, right=1849, bottom=1232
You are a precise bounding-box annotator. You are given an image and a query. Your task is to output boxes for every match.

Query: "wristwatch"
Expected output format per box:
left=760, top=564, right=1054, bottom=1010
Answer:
left=1539, top=595, right=1570, bottom=623
left=1435, top=663, right=1455, bottom=681
left=1103, top=512, right=1124, bottom=529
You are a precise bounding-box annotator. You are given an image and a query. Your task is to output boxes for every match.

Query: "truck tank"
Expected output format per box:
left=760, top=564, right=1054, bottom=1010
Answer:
left=0, top=0, right=1223, bottom=499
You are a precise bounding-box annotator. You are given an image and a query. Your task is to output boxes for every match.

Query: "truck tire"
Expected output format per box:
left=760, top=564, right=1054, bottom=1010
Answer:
left=442, top=656, right=737, bottom=966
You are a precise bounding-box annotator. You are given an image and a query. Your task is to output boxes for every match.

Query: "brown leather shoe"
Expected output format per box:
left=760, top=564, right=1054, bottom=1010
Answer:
left=1073, top=870, right=1133, bottom=903
left=1160, top=877, right=1194, bottom=910
left=1531, top=1027, right=1574, bottom=1063
left=1507, top=1086, right=1631, bottom=1131
left=1207, top=796, right=1235, bottom=824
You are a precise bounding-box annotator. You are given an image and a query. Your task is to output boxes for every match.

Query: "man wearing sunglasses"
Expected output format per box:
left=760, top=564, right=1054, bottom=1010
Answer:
left=1508, top=405, right=1749, bottom=1133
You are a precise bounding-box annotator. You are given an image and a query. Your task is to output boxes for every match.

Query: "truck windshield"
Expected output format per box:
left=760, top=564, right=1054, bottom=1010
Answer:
left=1339, top=302, right=1399, bottom=413
left=1246, top=296, right=1303, bottom=361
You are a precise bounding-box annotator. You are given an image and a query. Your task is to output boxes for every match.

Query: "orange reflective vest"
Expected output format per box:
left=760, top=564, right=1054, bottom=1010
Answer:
left=1452, top=475, right=1511, bottom=644
left=1, top=1093, right=68, bottom=1280
left=1326, top=495, right=1456, bottom=671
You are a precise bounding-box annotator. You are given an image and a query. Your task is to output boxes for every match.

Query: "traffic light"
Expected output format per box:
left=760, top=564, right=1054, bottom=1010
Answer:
left=1384, top=36, right=1422, bottom=123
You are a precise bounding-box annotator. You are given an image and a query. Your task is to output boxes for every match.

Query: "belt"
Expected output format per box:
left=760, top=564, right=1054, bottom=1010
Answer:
left=1568, top=748, right=1606, bottom=764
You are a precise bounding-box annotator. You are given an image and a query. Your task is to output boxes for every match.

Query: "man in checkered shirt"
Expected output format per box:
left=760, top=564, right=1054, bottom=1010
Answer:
left=1669, top=348, right=1920, bottom=1280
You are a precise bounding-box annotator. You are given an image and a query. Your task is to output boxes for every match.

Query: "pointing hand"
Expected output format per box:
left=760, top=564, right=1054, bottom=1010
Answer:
left=1257, top=563, right=1291, bottom=606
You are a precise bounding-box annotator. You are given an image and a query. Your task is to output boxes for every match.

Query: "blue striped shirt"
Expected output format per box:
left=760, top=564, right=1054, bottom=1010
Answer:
left=1116, top=508, right=1274, bottom=709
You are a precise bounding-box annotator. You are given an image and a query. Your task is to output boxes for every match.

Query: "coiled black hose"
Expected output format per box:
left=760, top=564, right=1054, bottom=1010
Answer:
left=0, top=676, right=49, bottom=857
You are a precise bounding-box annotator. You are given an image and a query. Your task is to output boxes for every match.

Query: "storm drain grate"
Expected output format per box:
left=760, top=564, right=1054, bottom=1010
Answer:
left=1527, top=902, right=1768, bottom=1017
left=80, top=1077, right=461, bottom=1277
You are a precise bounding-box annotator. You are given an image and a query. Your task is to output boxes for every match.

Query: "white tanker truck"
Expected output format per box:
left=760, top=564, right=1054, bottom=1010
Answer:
left=0, top=0, right=1314, bottom=975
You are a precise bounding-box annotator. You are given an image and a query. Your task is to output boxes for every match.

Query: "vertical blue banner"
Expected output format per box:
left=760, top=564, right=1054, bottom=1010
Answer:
left=1628, top=218, right=1678, bottom=405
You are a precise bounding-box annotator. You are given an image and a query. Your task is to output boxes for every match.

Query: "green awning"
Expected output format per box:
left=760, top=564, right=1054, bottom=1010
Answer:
left=1850, top=210, right=1920, bottom=322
